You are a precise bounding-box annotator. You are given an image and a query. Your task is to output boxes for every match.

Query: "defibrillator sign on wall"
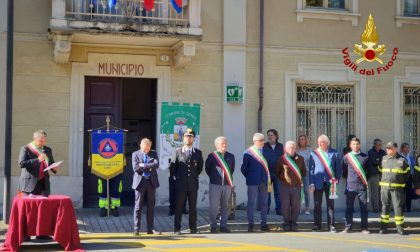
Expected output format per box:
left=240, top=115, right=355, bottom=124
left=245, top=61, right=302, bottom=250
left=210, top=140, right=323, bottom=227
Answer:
left=226, top=85, right=243, bottom=103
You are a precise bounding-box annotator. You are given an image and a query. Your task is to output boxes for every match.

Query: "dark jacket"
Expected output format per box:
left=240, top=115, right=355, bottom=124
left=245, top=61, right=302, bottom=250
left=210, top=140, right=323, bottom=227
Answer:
left=309, top=148, right=342, bottom=190
left=343, top=152, right=369, bottom=192
left=205, top=151, right=235, bottom=186
left=275, top=154, right=306, bottom=187
left=367, top=147, right=386, bottom=176
left=241, top=149, right=269, bottom=186
left=131, top=149, right=159, bottom=190
left=414, top=156, right=420, bottom=189
left=263, top=142, right=284, bottom=174
left=169, top=147, right=204, bottom=192
left=18, top=145, right=55, bottom=194
left=379, top=153, right=409, bottom=189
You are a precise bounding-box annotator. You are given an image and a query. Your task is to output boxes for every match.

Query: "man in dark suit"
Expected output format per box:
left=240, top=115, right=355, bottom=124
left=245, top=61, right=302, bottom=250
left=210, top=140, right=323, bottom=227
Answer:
left=18, top=129, right=58, bottom=241
left=309, top=134, right=342, bottom=233
left=170, top=128, right=203, bottom=235
left=18, top=129, right=58, bottom=196
left=205, top=136, right=235, bottom=233
left=132, top=138, right=160, bottom=235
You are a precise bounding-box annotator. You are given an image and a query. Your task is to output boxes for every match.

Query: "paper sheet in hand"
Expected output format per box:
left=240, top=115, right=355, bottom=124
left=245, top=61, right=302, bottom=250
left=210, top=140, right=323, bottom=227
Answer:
left=43, top=160, right=64, bottom=172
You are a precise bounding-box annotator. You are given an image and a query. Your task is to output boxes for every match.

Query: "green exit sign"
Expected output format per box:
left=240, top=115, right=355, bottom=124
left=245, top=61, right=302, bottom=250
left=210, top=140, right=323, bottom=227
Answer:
left=226, top=85, right=243, bottom=103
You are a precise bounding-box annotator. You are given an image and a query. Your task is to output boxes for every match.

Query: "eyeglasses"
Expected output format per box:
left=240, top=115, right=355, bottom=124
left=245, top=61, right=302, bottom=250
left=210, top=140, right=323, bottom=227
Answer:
left=184, top=135, right=194, bottom=138
left=255, top=139, right=264, bottom=142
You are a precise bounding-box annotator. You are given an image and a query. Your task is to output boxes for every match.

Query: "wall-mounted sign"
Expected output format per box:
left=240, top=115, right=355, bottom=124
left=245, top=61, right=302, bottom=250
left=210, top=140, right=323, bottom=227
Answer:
left=98, top=62, right=144, bottom=76
left=226, top=85, right=243, bottom=103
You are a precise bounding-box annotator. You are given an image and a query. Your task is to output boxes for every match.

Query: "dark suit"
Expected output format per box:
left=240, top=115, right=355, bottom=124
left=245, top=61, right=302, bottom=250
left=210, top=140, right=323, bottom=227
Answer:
left=132, top=149, right=159, bottom=232
left=18, top=145, right=55, bottom=195
left=170, top=147, right=203, bottom=232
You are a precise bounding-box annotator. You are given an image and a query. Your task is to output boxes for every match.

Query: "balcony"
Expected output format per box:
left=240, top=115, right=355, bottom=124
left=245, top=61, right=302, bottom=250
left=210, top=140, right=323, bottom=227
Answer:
left=49, top=0, right=202, bottom=65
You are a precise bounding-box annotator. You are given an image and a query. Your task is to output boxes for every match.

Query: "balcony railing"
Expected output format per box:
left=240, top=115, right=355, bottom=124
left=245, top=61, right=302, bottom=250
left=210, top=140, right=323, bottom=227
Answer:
left=51, top=0, right=202, bottom=31
left=67, top=0, right=188, bottom=25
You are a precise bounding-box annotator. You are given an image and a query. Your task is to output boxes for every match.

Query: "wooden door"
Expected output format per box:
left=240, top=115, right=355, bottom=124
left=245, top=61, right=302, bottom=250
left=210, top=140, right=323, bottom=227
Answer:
left=83, top=76, right=122, bottom=208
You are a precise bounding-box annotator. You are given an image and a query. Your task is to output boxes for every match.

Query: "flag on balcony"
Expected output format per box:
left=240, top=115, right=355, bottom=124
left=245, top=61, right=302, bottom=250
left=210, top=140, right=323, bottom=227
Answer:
left=144, top=0, right=155, bottom=11
left=171, top=0, right=183, bottom=13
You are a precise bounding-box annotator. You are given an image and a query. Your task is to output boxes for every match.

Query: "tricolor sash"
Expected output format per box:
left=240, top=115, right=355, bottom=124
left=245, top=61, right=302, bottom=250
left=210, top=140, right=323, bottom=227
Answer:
left=345, top=152, right=368, bottom=187
left=27, top=142, right=49, bottom=180
left=212, top=151, right=234, bottom=188
left=314, top=148, right=338, bottom=199
left=282, top=154, right=305, bottom=204
left=247, top=146, right=272, bottom=192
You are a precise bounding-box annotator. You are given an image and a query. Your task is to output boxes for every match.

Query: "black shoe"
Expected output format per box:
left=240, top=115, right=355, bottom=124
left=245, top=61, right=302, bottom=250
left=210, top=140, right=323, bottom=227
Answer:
left=168, top=210, right=175, bottom=216
left=248, top=225, right=254, bottom=232
left=290, top=225, right=298, bottom=232
left=23, top=236, right=31, bottom=242
left=276, top=209, right=282, bottom=216
left=111, top=208, right=119, bottom=217
left=147, top=229, right=161, bottom=235
left=228, top=213, right=235, bottom=220
left=379, top=229, right=387, bottom=234
left=36, top=236, right=53, bottom=240
left=133, top=231, right=140, bottom=236
left=183, top=208, right=189, bottom=214
left=341, top=227, right=352, bottom=233
left=100, top=208, right=107, bottom=217
left=329, top=226, right=338, bottom=233
left=397, top=226, right=406, bottom=235
left=220, top=227, right=231, bottom=233
left=312, top=226, right=321, bottom=232
left=210, top=227, right=218, bottom=233
left=282, top=224, right=291, bottom=232
left=190, top=229, right=200, bottom=234
left=261, top=225, right=270, bottom=232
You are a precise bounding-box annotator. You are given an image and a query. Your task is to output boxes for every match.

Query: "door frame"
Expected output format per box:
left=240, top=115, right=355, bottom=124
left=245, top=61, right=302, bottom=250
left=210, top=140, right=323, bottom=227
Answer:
left=68, top=53, right=171, bottom=204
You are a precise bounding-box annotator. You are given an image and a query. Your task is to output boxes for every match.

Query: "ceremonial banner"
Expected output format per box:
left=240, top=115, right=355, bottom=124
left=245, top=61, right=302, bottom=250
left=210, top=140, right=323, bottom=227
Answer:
left=91, top=130, right=125, bottom=180
left=159, top=102, right=201, bottom=169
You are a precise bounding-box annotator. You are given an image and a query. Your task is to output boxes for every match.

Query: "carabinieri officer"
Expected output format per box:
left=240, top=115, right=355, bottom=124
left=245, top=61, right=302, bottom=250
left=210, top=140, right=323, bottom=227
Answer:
left=170, top=128, right=204, bottom=235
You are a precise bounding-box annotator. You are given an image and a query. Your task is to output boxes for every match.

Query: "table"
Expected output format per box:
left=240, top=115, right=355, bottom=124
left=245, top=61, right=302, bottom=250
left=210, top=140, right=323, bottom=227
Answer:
left=2, top=195, right=84, bottom=251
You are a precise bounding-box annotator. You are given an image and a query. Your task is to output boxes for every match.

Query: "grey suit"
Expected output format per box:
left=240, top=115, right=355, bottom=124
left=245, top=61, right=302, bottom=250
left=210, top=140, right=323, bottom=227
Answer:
left=131, top=149, right=159, bottom=232
left=18, top=145, right=55, bottom=195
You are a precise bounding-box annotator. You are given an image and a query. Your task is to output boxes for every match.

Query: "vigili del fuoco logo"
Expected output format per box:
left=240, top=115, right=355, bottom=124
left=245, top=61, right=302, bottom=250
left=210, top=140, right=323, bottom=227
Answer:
left=342, top=14, right=398, bottom=76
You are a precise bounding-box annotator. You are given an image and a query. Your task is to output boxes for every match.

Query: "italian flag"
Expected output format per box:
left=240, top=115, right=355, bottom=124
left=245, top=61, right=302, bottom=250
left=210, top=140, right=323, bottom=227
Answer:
left=171, top=0, right=183, bottom=13
left=144, top=0, right=154, bottom=11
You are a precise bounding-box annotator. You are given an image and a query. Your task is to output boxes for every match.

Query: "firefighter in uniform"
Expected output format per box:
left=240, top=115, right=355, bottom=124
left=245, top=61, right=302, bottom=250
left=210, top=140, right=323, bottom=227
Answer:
left=379, top=142, right=409, bottom=235
left=98, top=174, right=123, bottom=217
left=170, top=128, right=204, bottom=235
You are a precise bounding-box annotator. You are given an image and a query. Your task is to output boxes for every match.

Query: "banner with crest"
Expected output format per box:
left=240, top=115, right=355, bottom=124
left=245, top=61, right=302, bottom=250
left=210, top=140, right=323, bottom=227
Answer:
left=159, top=102, right=201, bottom=169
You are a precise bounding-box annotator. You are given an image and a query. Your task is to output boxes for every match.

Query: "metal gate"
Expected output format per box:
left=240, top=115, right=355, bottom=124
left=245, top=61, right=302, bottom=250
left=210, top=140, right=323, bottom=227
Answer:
left=403, top=87, right=420, bottom=156
left=296, top=84, right=354, bottom=152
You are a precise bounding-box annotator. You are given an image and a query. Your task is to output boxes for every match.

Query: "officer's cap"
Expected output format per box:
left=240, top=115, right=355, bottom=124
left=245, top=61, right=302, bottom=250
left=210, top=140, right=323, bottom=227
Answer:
left=386, top=141, right=398, bottom=148
left=184, top=128, right=196, bottom=137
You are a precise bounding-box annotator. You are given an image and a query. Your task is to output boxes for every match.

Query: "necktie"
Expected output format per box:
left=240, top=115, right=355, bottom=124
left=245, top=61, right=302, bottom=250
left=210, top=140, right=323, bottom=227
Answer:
left=143, top=154, right=150, bottom=177
left=187, top=150, right=192, bottom=159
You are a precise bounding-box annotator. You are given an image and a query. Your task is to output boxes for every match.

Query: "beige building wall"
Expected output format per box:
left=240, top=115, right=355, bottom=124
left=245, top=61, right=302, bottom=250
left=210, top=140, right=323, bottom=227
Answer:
left=0, top=0, right=7, bottom=180
left=3, top=0, right=420, bottom=207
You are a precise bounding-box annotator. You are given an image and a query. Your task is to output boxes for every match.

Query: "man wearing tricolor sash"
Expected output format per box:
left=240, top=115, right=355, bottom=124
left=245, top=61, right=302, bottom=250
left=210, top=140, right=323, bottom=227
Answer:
left=342, top=137, right=370, bottom=234
left=276, top=141, right=306, bottom=232
left=241, top=133, right=271, bottom=232
left=309, top=134, right=342, bottom=233
left=205, top=136, right=235, bottom=233
left=18, top=130, right=57, bottom=196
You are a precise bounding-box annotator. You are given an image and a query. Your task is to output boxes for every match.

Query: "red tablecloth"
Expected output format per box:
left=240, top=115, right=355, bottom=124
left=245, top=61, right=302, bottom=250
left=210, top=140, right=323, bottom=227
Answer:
left=2, top=195, right=84, bottom=252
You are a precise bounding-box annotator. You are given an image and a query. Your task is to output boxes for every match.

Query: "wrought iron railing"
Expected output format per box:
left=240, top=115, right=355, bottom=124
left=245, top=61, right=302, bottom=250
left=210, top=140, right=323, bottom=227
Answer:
left=403, top=87, right=420, bottom=156
left=65, top=0, right=190, bottom=25
left=296, top=84, right=354, bottom=152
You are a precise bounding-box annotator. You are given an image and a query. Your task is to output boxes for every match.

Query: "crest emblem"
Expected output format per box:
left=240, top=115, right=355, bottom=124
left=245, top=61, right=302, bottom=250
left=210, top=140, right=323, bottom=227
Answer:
left=354, top=14, right=386, bottom=64
left=98, top=138, right=118, bottom=159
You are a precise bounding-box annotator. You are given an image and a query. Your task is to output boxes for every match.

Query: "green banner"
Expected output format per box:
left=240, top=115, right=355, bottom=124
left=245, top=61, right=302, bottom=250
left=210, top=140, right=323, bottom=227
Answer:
left=159, top=102, right=201, bottom=169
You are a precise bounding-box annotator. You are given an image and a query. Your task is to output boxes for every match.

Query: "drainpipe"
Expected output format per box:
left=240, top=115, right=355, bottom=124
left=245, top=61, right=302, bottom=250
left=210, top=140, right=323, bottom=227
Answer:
left=258, top=0, right=264, bottom=133
left=3, top=0, right=14, bottom=224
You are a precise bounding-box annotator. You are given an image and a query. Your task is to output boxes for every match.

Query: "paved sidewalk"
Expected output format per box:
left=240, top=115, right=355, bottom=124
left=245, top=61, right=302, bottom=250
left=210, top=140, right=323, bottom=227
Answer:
left=75, top=206, right=420, bottom=234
